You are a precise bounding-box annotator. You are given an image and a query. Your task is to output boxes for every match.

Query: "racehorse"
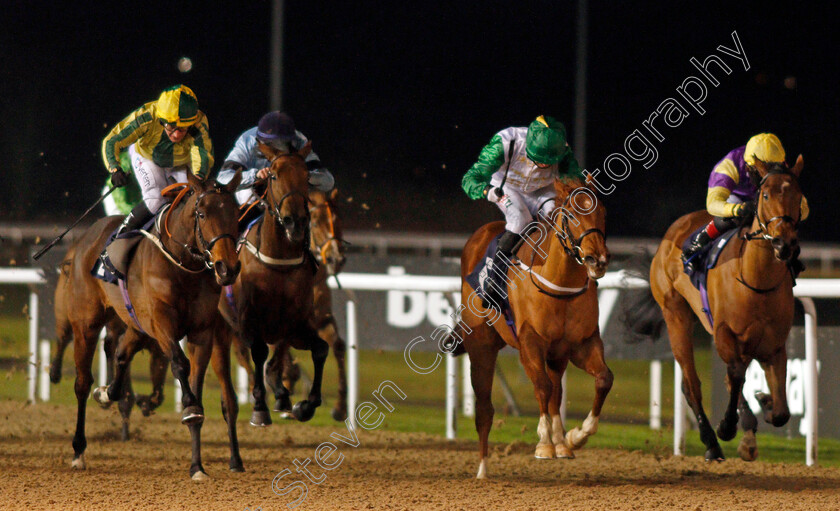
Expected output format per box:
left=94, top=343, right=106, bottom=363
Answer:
left=646, top=156, right=805, bottom=462
left=218, top=147, right=329, bottom=427
left=56, top=170, right=243, bottom=479
left=456, top=176, right=612, bottom=479
left=241, top=188, right=350, bottom=421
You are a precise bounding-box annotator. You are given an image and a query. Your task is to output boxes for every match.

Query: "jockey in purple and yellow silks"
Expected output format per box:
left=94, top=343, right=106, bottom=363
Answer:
left=681, top=133, right=809, bottom=274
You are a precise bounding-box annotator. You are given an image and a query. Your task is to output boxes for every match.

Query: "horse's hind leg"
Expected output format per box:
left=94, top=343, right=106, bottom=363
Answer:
left=546, top=357, right=574, bottom=458
left=663, top=294, right=723, bottom=461
left=117, top=362, right=135, bottom=441
left=71, top=324, right=99, bottom=469
left=465, top=328, right=502, bottom=479
left=737, top=391, right=759, bottom=461
left=757, top=350, right=791, bottom=427
left=291, top=329, right=329, bottom=422
left=266, top=345, right=293, bottom=417
left=50, top=321, right=73, bottom=384
left=136, top=339, right=167, bottom=416
left=211, top=331, right=244, bottom=472
left=566, top=334, right=613, bottom=450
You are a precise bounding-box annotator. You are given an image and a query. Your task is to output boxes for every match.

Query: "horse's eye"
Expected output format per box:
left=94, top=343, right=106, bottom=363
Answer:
left=198, top=211, right=206, bottom=219
left=763, top=193, right=769, bottom=200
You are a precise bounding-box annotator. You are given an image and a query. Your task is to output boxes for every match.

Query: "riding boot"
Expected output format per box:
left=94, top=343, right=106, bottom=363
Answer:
left=115, top=202, right=153, bottom=238
left=681, top=229, right=714, bottom=273
left=481, top=230, right=519, bottom=311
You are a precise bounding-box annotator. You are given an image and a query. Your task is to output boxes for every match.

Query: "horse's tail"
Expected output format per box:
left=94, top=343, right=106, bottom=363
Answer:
left=619, top=250, right=666, bottom=343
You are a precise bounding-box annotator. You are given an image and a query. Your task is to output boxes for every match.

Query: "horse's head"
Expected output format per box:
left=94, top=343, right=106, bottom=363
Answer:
left=750, top=155, right=804, bottom=262
left=257, top=142, right=310, bottom=244
left=186, top=169, right=242, bottom=286
left=309, top=188, right=346, bottom=275
left=549, top=176, right=610, bottom=279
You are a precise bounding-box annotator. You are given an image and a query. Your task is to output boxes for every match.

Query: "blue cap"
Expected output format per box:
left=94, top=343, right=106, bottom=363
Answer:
left=256, top=111, right=296, bottom=141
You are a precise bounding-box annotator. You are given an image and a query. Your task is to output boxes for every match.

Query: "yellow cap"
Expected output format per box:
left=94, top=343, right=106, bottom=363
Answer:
left=744, top=133, right=785, bottom=165
left=156, top=85, right=199, bottom=127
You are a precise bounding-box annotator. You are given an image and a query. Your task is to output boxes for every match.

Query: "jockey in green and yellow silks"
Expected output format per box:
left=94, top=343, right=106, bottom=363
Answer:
left=462, top=115, right=582, bottom=309
left=681, top=133, right=809, bottom=275
left=101, top=85, right=214, bottom=237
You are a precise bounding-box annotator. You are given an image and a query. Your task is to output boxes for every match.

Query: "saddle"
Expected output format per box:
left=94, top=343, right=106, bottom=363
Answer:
left=681, top=225, right=741, bottom=327
left=91, top=215, right=158, bottom=284
left=465, top=232, right=518, bottom=337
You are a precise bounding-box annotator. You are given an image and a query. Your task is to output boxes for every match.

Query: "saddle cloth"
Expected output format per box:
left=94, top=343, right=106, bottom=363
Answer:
left=464, top=232, right=518, bottom=337
left=91, top=215, right=157, bottom=284
left=681, top=225, right=740, bottom=327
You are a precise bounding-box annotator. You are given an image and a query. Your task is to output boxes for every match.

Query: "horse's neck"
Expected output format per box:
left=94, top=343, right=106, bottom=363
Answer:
left=524, top=226, right=587, bottom=286
left=739, top=224, right=788, bottom=287
left=259, top=215, right=305, bottom=258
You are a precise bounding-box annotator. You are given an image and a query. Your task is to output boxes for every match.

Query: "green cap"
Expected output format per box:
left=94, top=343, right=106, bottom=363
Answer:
left=526, top=115, right=568, bottom=165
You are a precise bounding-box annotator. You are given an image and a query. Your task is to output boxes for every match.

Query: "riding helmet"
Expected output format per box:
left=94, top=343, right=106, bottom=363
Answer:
left=156, top=85, right=199, bottom=127
left=526, top=115, right=569, bottom=165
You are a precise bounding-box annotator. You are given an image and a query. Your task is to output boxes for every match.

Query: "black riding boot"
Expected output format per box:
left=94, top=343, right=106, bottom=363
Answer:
left=788, top=244, right=806, bottom=279
left=115, top=202, right=153, bottom=237
left=681, top=230, right=713, bottom=273
left=481, top=230, right=519, bottom=310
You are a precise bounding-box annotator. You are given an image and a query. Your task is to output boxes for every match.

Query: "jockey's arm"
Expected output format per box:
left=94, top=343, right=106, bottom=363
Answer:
left=217, top=130, right=265, bottom=189
left=462, top=133, right=505, bottom=200
left=706, top=158, right=740, bottom=217
left=294, top=131, right=335, bottom=192
left=216, top=161, right=251, bottom=190
left=188, top=118, right=214, bottom=180
left=101, top=105, right=153, bottom=172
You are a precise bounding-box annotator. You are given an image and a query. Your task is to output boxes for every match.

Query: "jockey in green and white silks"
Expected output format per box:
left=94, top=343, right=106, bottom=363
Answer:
left=462, top=115, right=583, bottom=309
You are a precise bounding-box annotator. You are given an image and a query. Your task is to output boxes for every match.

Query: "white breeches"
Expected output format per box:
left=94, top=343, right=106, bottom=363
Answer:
left=128, top=144, right=189, bottom=213
left=489, top=179, right=557, bottom=233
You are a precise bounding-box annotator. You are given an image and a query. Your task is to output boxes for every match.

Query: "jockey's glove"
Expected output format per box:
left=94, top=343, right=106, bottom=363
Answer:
left=484, top=185, right=503, bottom=202
left=736, top=201, right=756, bottom=218
left=110, top=168, right=129, bottom=188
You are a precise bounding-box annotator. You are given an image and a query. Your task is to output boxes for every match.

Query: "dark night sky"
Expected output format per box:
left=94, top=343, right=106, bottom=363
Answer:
left=1, top=1, right=837, bottom=242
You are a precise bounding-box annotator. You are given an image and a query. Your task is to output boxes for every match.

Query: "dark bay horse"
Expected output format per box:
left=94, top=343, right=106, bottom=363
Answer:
left=457, top=177, right=612, bottom=479
left=56, top=170, right=243, bottom=479
left=219, top=147, right=329, bottom=427
left=648, top=156, right=805, bottom=461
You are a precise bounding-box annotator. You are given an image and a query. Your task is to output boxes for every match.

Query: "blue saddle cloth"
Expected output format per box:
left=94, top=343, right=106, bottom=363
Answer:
left=681, top=226, right=740, bottom=327
left=464, top=233, right=517, bottom=337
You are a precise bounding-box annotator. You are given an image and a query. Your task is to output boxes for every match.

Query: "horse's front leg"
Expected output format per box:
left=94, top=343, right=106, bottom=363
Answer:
left=566, top=333, right=613, bottom=451
left=164, top=333, right=203, bottom=425
left=291, top=328, right=329, bottom=422
left=249, top=334, right=272, bottom=427
left=185, top=334, right=214, bottom=480
left=757, top=349, right=791, bottom=427
left=546, top=356, right=574, bottom=458
left=518, top=331, right=556, bottom=460
left=266, top=344, right=294, bottom=416
left=716, top=355, right=747, bottom=441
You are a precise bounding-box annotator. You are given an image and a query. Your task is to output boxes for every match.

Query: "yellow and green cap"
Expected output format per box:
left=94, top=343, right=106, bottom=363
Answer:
left=156, top=85, right=199, bottom=127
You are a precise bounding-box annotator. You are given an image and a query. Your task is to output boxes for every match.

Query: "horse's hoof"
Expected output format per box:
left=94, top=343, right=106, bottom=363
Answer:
left=191, top=470, right=210, bottom=481
left=49, top=367, right=62, bottom=385
left=71, top=455, right=86, bottom=470
left=331, top=407, right=348, bottom=422
left=716, top=420, right=738, bottom=442
left=250, top=409, right=273, bottom=427
left=120, top=424, right=130, bottom=442
left=565, top=428, right=589, bottom=450
left=273, top=400, right=291, bottom=413
left=278, top=411, right=295, bottom=420
left=136, top=396, right=153, bottom=417
left=738, top=431, right=759, bottom=461
left=555, top=443, right=575, bottom=459
left=181, top=406, right=205, bottom=425
left=230, top=464, right=245, bottom=473
left=292, top=400, right=317, bottom=422
left=534, top=444, right=556, bottom=459
left=92, top=387, right=112, bottom=408
left=476, top=459, right=488, bottom=479
left=704, top=445, right=725, bottom=462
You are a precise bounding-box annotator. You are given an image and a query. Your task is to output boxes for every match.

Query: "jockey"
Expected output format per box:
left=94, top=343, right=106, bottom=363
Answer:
left=216, top=111, right=334, bottom=226
left=681, top=133, right=809, bottom=274
left=101, top=84, right=214, bottom=236
left=462, top=115, right=582, bottom=309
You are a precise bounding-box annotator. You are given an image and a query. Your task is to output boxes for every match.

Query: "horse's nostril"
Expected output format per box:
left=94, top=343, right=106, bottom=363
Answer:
left=584, top=255, right=597, bottom=266
left=214, top=261, right=228, bottom=277
left=771, top=237, right=785, bottom=251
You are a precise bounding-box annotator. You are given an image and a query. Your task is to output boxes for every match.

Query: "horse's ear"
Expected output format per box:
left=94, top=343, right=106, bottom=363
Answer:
left=222, top=169, right=242, bottom=194
left=257, top=140, right=281, bottom=161
left=297, top=140, right=313, bottom=159
left=187, top=170, right=205, bottom=191
left=751, top=156, right=769, bottom=177
left=790, top=154, right=804, bottom=177
left=329, top=188, right=339, bottom=201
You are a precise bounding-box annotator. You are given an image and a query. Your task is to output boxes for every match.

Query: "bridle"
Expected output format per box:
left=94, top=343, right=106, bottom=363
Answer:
left=552, top=191, right=607, bottom=265
left=737, top=167, right=803, bottom=293
left=262, top=153, right=310, bottom=228
left=309, top=201, right=345, bottom=264
left=160, top=184, right=237, bottom=271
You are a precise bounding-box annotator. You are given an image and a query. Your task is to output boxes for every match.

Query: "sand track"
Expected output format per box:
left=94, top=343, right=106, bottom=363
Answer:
left=1, top=401, right=838, bottom=510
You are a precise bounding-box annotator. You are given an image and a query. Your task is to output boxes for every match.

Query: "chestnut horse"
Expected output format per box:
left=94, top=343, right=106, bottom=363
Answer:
left=647, top=156, right=805, bottom=462
left=457, top=176, right=612, bottom=479
left=57, top=170, right=242, bottom=479
left=219, top=148, right=329, bottom=427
